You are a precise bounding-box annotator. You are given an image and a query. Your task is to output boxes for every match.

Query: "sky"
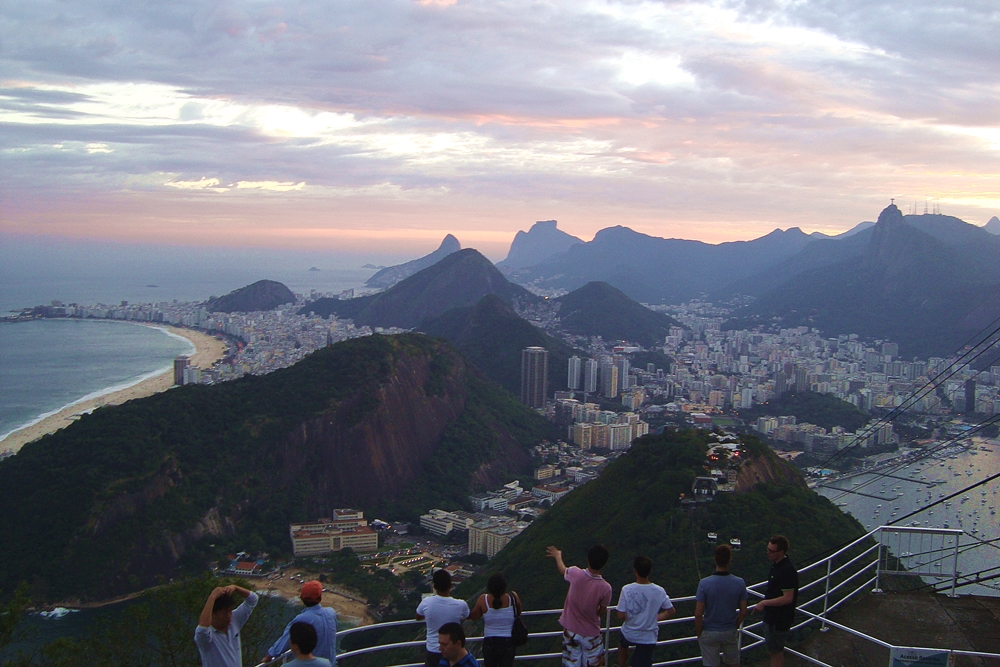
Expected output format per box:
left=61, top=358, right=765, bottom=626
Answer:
left=2, top=0, right=999, bottom=260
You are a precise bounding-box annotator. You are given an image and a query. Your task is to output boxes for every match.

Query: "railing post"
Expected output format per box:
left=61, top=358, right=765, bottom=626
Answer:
left=950, top=533, right=960, bottom=598
left=820, top=557, right=832, bottom=632
left=872, top=528, right=883, bottom=594
left=604, top=606, right=613, bottom=663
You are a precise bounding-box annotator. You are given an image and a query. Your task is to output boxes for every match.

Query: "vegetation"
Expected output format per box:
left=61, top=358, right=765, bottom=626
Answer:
left=555, top=282, right=679, bottom=346
left=302, top=249, right=537, bottom=328
left=1, top=576, right=287, bottom=667
left=0, top=333, right=552, bottom=602
left=739, top=390, right=869, bottom=432
left=419, top=294, right=581, bottom=395
left=460, top=430, right=864, bottom=611
left=206, top=279, right=295, bottom=313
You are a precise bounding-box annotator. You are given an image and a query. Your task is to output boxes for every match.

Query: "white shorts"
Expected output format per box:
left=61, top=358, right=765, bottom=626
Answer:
left=562, top=630, right=605, bottom=667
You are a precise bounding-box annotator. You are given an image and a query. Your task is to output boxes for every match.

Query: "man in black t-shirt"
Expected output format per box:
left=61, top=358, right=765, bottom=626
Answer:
left=752, top=535, right=798, bottom=667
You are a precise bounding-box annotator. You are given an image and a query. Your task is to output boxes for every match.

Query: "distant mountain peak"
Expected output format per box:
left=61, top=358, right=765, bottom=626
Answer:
left=985, top=216, right=1000, bottom=235
left=366, top=234, right=462, bottom=288
left=497, top=220, right=583, bottom=271
left=876, top=202, right=905, bottom=227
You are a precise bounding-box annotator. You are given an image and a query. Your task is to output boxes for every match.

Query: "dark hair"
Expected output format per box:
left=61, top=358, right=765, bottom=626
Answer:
left=212, top=594, right=235, bottom=614
left=633, top=555, right=652, bottom=578
left=432, top=569, right=453, bottom=593
left=715, top=544, right=732, bottom=568
left=587, top=545, right=609, bottom=571
left=290, top=621, right=318, bottom=655
left=438, top=621, right=466, bottom=647
left=769, top=535, right=790, bottom=554
left=487, top=573, right=507, bottom=609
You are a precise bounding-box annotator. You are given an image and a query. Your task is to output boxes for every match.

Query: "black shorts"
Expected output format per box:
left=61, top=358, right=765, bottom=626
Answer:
left=425, top=650, right=443, bottom=667
left=618, top=631, right=655, bottom=667
left=763, top=624, right=789, bottom=653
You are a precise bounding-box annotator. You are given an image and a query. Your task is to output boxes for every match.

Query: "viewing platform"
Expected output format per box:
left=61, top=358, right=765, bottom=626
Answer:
left=257, top=525, right=1000, bottom=667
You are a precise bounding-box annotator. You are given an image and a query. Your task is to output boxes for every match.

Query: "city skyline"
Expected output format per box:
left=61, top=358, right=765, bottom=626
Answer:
left=2, top=1, right=999, bottom=257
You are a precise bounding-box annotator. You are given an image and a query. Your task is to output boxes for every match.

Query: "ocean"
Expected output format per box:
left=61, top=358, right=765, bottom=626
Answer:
left=0, top=319, right=194, bottom=441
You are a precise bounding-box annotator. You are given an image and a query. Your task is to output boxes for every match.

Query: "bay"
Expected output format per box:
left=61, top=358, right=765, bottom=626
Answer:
left=0, top=319, right=193, bottom=440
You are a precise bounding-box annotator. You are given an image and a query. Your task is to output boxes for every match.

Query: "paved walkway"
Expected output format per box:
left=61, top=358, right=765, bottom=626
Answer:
left=745, top=591, right=1000, bottom=667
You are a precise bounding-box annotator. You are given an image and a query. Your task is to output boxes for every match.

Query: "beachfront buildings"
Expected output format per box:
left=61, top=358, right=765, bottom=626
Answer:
left=289, top=509, right=378, bottom=556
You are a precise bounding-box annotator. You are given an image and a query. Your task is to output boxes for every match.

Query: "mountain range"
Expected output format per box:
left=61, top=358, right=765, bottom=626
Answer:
left=729, top=204, right=1000, bottom=358
left=366, top=234, right=462, bottom=289
left=505, top=225, right=820, bottom=303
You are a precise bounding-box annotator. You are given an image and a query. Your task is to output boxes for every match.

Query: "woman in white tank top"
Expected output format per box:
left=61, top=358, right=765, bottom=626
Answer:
left=470, top=573, right=521, bottom=667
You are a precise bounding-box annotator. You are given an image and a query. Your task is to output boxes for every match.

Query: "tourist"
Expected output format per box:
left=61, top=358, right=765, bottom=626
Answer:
left=752, top=536, right=798, bottom=667
left=195, top=584, right=259, bottom=667
left=438, top=622, right=481, bottom=667
left=616, top=555, right=675, bottom=667
left=263, top=580, right=338, bottom=663
left=546, top=544, right=613, bottom=667
left=416, top=569, right=471, bottom=667
left=695, top=545, right=748, bottom=667
left=283, top=622, right=334, bottom=667
left=469, top=573, right=521, bottom=667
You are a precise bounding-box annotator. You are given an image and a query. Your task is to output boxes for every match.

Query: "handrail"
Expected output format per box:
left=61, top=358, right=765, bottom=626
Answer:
left=252, top=526, right=999, bottom=667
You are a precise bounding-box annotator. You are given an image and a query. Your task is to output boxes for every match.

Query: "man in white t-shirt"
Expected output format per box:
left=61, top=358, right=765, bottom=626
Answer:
left=416, top=569, right=470, bottom=667
left=615, top=556, right=675, bottom=667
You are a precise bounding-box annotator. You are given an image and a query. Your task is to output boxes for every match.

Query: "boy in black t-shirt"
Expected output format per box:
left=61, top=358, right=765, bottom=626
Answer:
left=752, top=535, right=798, bottom=667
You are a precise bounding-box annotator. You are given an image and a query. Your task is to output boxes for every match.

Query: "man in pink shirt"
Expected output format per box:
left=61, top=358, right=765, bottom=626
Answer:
left=547, top=545, right=613, bottom=667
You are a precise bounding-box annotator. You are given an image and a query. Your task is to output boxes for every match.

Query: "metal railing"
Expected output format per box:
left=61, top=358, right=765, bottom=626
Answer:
left=254, top=525, right=1000, bottom=667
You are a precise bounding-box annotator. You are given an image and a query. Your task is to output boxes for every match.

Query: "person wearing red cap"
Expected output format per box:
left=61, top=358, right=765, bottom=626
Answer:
left=262, top=580, right=338, bottom=663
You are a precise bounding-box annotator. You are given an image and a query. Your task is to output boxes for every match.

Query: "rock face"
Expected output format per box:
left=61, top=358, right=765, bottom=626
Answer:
left=366, top=234, right=462, bottom=288
left=497, top=220, right=583, bottom=271
left=206, top=279, right=295, bottom=313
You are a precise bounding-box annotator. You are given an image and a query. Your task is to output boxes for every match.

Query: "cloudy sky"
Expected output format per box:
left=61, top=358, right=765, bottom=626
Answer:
left=2, top=0, right=998, bottom=258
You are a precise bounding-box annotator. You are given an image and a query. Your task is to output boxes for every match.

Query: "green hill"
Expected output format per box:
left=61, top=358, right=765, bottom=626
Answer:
left=206, top=279, right=295, bottom=313
left=419, top=294, right=582, bottom=395
left=739, top=390, right=870, bottom=432
left=461, top=430, right=864, bottom=611
left=555, top=282, right=679, bottom=346
left=302, top=249, right=538, bottom=328
left=0, top=334, right=554, bottom=602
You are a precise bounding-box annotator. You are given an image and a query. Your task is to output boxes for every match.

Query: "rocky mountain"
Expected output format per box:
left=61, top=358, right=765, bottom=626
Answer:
left=553, top=281, right=680, bottom=346
left=983, top=216, right=1000, bottom=235
left=205, top=279, right=295, bottom=313
left=506, top=225, right=819, bottom=303
left=303, top=249, right=538, bottom=329
left=460, top=430, right=862, bottom=611
left=419, top=294, right=580, bottom=396
left=0, top=334, right=554, bottom=601
left=366, top=234, right=462, bottom=289
left=496, top=220, right=583, bottom=271
left=730, top=204, right=1000, bottom=358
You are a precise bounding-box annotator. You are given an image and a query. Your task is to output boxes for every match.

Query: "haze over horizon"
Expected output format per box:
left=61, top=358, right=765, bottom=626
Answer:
left=2, top=0, right=999, bottom=257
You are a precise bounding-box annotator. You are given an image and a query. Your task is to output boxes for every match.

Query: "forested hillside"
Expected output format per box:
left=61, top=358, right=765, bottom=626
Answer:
left=0, top=334, right=554, bottom=602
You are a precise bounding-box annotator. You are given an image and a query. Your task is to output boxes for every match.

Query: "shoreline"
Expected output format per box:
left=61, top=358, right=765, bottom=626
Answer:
left=0, top=323, right=227, bottom=454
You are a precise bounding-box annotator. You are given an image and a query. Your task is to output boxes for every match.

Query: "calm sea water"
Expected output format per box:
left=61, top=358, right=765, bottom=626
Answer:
left=0, top=320, right=194, bottom=441
left=817, top=444, right=1000, bottom=596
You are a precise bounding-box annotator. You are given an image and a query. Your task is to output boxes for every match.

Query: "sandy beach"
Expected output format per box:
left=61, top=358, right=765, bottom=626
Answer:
left=0, top=324, right=227, bottom=454
left=261, top=569, right=374, bottom=626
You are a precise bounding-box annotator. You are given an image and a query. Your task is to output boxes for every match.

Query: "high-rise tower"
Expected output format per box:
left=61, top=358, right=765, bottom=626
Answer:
left=521, top=347, right=549, bottom=408
left=567, top=355, right=582, bottom=390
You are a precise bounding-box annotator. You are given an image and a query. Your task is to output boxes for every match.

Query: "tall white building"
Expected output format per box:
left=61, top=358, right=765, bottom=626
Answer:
left=568, top=355, right=582, bottom=390
left=583, top=359, right=599, bottom=393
